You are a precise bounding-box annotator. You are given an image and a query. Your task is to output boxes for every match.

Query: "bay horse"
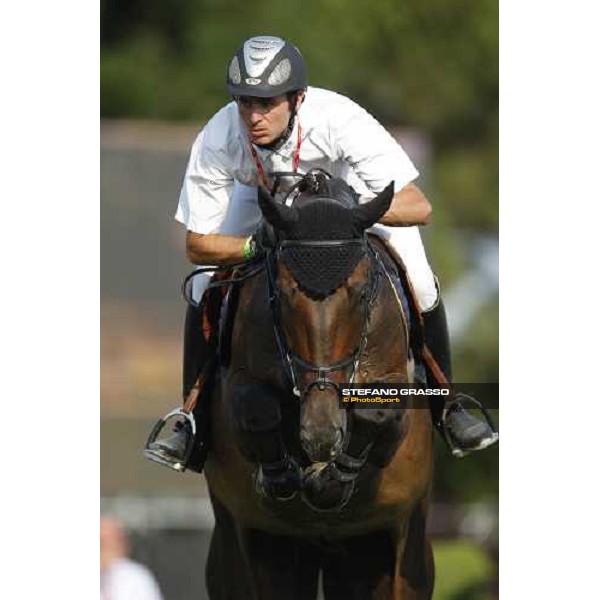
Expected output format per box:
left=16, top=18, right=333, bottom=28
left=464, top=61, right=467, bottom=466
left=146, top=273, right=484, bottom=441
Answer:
left=202, top=173, right=434, bottom=600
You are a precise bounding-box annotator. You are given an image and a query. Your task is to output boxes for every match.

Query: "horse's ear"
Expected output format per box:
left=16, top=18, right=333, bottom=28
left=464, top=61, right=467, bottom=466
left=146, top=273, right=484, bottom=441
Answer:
left=257, top=186, right=299, bottom=231
left=351, top=182, right=395, bottom=230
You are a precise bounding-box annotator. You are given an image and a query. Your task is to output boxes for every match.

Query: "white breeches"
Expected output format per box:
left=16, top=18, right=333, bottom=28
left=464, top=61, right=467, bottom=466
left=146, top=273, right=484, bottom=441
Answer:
left=191, top=182, right=438, bottom=311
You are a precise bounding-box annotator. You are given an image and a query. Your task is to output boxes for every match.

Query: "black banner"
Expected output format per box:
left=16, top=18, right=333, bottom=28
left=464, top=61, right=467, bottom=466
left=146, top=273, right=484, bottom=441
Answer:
left=337, top=383, right=499, bottom=409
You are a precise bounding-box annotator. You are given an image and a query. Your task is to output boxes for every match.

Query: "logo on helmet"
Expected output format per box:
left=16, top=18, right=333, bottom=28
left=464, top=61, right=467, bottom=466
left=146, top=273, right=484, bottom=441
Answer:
left=245, top=77, right=261, bottom=85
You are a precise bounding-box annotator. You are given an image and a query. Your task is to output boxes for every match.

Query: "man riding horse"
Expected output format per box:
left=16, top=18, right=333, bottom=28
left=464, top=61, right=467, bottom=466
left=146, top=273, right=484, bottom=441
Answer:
left=144, top=35, right=497, bottom=470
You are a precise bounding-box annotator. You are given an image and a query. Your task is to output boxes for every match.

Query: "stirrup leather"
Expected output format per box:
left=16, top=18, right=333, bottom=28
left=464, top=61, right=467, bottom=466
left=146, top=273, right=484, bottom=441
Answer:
left=143, top=408, right=197, bottom=472
left=440, top=394, right=499, bottom=458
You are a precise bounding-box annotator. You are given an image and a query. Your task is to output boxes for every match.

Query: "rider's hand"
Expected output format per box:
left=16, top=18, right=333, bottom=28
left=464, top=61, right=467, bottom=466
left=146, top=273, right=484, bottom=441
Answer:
left=250, top=222, right=277, bottom=257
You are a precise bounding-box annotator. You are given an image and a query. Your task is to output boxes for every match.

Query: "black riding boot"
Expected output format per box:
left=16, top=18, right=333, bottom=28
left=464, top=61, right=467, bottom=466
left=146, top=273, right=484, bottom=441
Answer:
left=423, top=297, right=497, bottom=455
left=145, top=304, right=213, bottom=469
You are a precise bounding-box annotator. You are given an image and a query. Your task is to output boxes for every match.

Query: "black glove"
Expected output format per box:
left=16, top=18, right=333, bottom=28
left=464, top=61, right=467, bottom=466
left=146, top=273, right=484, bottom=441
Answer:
left=251, top=221, right=277, bottom=256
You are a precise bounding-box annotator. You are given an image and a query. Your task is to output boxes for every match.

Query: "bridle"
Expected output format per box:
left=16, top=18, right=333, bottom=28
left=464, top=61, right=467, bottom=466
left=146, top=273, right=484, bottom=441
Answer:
left=265, top=236, right=382, bottom=399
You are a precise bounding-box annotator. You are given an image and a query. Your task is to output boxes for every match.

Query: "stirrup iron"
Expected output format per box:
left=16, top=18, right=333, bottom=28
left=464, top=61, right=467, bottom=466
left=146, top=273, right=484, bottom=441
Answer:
left=440, top=394, right=499, bottom=458
left=142, top=408, right=197, bottom=472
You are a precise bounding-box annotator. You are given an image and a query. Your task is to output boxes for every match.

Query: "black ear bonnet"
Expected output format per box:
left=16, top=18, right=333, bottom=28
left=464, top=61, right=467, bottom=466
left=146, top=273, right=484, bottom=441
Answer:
left=258, top=174, right=393, bottom=299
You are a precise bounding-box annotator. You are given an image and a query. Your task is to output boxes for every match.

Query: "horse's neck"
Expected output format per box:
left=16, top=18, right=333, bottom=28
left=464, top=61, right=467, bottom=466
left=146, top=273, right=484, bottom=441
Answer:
left=229, top=271, right=283, bottom=375
left=359, top=266, right=412, bottom=381
left=371, top=274, right=407, bottom=339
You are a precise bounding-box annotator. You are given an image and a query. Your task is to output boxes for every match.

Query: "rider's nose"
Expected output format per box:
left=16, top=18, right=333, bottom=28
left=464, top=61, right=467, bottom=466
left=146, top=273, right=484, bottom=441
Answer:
left=248, top=110, right=263, bottom=125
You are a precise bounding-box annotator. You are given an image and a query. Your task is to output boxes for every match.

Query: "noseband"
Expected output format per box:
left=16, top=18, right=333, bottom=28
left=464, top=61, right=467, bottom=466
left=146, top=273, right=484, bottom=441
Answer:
left=265, top=237, right=381, bottom=399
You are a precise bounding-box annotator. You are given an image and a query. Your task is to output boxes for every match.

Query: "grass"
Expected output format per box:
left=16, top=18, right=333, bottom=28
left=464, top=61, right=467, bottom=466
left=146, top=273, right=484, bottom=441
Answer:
left=432, top=540, right=496, bottom=600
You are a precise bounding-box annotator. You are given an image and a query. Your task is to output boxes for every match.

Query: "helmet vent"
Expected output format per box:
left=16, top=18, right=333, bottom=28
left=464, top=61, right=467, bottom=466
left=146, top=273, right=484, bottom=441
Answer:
left=268, top=59, right=291, bottom=86
left=228, top=56, right=241, bottom=84
left=244, top=36, right=285, bottom=77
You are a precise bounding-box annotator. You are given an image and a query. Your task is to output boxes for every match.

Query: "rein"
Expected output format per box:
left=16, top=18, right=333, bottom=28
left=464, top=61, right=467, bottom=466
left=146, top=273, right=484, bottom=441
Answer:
left=182, top=258, right=266, bottom=307
left=265, top=238, right=382, bottom=399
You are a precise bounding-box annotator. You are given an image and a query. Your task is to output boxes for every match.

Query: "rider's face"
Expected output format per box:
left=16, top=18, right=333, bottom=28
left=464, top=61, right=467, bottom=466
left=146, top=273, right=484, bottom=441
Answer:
left=236, top=94, right=294, bottom=145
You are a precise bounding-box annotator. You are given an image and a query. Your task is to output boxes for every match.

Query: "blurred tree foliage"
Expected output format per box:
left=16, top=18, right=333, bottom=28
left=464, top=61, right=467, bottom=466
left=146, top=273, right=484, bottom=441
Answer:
left=101, top=0, right=498, bottom=501
left=101, top=0, right=497, bottom=230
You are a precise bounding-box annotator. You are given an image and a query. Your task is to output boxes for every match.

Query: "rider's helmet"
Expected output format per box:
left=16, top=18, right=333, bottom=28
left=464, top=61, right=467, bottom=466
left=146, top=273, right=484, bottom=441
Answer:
left=226, top=35, right=307, bottom=98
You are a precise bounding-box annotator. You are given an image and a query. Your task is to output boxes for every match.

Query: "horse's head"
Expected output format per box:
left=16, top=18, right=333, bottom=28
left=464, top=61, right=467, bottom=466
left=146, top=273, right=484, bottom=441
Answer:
left=258, top=173, right=394, bottom=463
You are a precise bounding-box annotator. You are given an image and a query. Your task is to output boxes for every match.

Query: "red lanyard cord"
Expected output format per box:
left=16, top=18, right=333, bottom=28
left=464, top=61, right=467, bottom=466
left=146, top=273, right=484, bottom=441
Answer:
left=249, top=122, right=302, bottom=193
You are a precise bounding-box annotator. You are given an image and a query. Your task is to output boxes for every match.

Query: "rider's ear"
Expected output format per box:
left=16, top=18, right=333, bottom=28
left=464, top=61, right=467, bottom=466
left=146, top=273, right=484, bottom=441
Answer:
left=351, top=182, right=394, bottom=231
left=257, top=186, right=300, bottom=231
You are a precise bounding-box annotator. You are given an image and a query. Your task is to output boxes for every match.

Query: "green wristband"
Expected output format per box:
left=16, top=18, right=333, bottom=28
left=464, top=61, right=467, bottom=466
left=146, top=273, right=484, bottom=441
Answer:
left=243, top=236, right=255, bottom=260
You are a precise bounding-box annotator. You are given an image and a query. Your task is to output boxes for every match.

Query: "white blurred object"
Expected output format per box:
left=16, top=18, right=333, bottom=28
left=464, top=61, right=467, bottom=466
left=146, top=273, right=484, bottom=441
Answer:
left=101, top=516, right=164, bottom=600
left=459, top=502, right=498, bottom=545
left=101, top=558, right=164, bottom=600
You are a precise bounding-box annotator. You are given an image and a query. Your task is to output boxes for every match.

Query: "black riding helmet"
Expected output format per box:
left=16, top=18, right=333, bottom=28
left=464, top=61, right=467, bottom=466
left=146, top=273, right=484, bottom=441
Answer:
left=226, top=35, right=307, bottom=98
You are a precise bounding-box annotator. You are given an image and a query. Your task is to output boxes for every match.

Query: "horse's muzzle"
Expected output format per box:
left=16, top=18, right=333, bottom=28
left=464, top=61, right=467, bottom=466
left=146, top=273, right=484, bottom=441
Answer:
left=300, top=425, right=344, bottom=462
